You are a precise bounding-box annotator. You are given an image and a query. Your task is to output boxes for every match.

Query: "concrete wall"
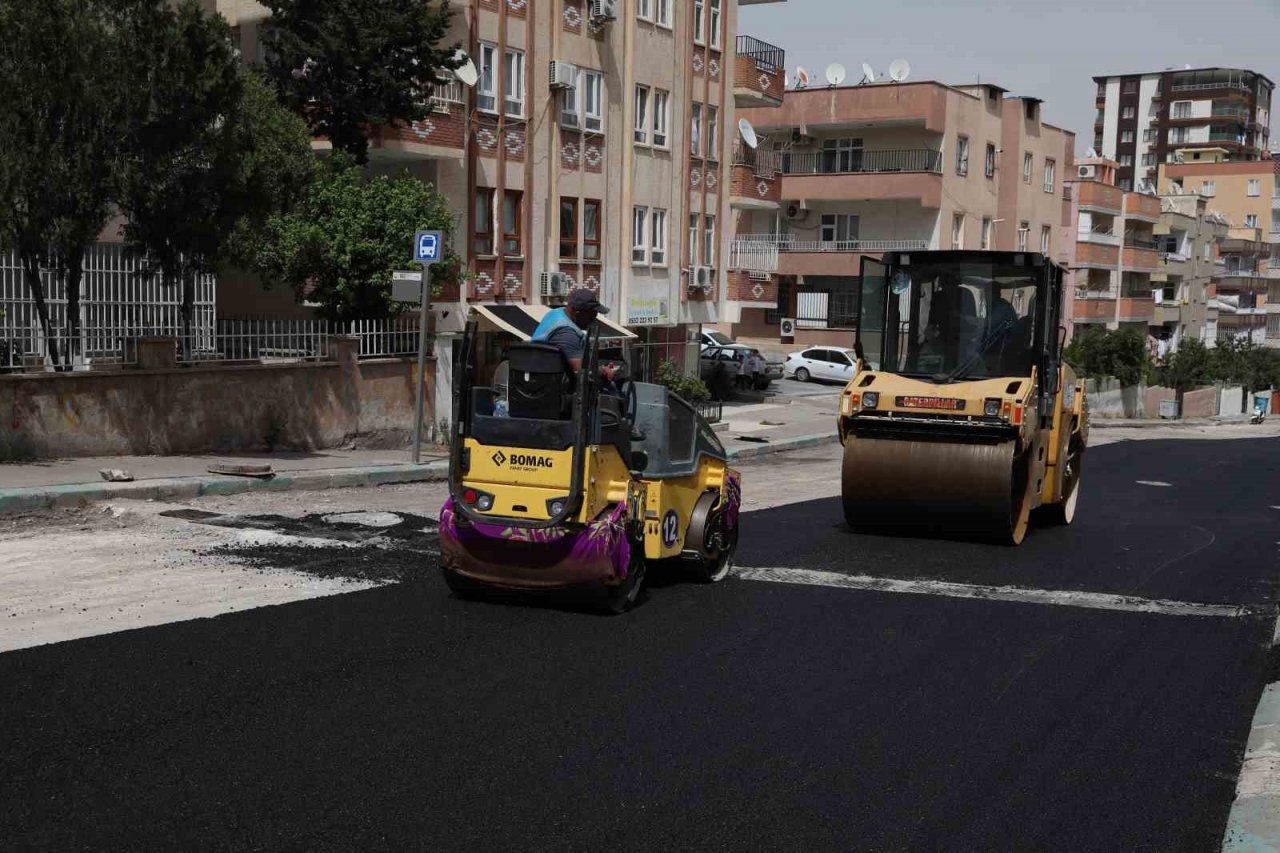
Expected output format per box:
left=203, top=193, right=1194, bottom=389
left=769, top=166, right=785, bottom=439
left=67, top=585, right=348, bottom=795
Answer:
left=0, top=340, right=434, bottom=460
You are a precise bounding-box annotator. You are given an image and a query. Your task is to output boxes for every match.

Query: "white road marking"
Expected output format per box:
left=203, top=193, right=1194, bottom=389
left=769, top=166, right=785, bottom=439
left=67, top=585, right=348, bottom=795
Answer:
left=1136, top=480, right=1173, bottom=487
left=735, top=566, right=1251, bottom=618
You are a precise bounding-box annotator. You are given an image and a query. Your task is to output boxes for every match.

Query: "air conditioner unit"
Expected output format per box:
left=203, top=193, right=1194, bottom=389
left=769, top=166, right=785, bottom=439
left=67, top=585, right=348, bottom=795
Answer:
left=1077, top=164, right=1097, bottom=179
left=780, top=318, right=796, bottom=337
left=589, top=0, right=618, bottom=21
left=689, top=266, right=713, bottom=292
left=539, top=271, right=568, bottom=299
left=548, top=60, right=577, bottom=90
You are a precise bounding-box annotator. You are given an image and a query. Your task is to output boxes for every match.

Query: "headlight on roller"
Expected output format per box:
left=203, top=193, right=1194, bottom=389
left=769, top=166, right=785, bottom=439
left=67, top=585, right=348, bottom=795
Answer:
left=862, top=391, right=879, bottom=410
left=984, top=399, right=1002, bottom=418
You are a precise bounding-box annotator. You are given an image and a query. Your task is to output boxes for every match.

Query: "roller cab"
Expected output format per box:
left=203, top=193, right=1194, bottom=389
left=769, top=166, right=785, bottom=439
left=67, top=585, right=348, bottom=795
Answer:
left=839, top=251, right=1087, bottom=545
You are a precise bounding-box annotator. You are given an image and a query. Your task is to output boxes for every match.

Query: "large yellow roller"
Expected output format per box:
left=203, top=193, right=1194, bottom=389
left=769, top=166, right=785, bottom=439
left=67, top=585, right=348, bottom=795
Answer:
left=838, top=250, right=1087, bottom=545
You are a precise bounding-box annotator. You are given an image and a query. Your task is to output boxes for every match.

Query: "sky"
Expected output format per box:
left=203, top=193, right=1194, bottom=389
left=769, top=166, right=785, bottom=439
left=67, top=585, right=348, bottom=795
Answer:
left=740, top=0, right=1280, bottom=153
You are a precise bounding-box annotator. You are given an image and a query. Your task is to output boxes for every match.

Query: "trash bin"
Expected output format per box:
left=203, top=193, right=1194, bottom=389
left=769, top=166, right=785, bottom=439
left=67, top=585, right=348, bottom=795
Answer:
left=1159, top=398, right=1179, bottom=419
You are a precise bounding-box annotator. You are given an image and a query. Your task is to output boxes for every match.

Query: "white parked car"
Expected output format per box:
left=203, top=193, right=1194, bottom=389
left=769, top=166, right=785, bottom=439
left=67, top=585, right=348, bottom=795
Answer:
left=783, top=347, right=859, bottom=384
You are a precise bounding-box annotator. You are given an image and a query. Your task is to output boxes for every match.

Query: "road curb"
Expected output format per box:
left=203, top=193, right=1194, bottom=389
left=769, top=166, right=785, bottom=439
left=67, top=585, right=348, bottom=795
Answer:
left=0, top=461, right=450, bottom=515
left=726, top=432, right=838, bottom=461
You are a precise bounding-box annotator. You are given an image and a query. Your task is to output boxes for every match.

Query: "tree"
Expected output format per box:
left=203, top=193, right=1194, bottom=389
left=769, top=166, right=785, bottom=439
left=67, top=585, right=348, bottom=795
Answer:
left=236, top=156, right=460, bottom=322
left=117, top=0, right=316, bottom=353
left=262, top=0, right=460, bottom=164
left=0, top=0, right=127, bottom=368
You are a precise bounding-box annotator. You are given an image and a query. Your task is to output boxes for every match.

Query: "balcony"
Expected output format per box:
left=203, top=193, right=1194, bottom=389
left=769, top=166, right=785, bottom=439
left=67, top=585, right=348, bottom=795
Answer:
left=734, top=35, right=785, bottom=108
left=779, top=149, right=943, bottom=206
left=1076, top=181, right=1123, bottom=214
left=1123, top=193, right=1162, bottom=223
left=737, top=234, right=931, bottom=277
left=1117, top=297, right=1156, bottom=323
left=1074, top=242, right=1119, bottom=269
left=730, top=147, right=781, bottom=209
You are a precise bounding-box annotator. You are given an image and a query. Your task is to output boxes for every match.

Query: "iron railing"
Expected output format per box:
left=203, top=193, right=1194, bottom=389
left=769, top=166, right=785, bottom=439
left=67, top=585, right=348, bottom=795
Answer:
left=779, top=148, right=943, bottom=176
left=736, top=35, right=784, bottom=73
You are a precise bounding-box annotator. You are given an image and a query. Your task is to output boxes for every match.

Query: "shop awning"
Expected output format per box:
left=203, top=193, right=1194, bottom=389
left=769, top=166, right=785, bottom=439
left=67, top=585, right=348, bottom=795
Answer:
left=468, top=303, right=637, bottom=340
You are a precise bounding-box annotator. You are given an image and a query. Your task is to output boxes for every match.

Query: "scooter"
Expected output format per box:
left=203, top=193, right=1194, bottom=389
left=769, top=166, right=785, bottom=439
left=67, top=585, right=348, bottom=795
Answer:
left=1251, top=399, right=1268, bottom=425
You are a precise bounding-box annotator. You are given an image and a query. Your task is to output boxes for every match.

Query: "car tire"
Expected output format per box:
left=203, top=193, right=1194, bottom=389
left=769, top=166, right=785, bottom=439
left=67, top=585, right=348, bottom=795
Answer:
left=794, top=367, right=810, bottom=382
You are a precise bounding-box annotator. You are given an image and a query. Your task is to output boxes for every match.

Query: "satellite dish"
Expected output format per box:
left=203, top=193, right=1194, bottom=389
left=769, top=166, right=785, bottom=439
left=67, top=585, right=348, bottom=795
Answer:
left=825, top=63, right=846, bottom=87
left=795, top=66, right=810, bottom=89
left=1085, top=147, right=1098, bottom=158
left=453, top=49, right=478, bottom=87
left=889, top=59, right=911, bottom=83
left=860, top=62, right=876, bottom=84
left=738, top=118, right=759, bottom=150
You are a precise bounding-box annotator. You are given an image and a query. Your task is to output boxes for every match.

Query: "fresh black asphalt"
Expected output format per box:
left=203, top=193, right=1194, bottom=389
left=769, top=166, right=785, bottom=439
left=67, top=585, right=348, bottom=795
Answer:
left=2, top=437, right=1278, bottom=851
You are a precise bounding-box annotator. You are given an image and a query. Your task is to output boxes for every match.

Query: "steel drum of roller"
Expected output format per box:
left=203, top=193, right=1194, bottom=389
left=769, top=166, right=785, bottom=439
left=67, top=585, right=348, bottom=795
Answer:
left=841, top=436, right=1034, bottom=544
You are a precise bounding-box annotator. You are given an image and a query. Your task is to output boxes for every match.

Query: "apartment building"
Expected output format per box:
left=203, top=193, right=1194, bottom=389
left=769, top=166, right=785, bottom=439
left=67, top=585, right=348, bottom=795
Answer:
left=1091, top=67, right=1273, bottom=192
left=1066, top=155, right=1166, bottom=340
left=723, top=81, right=1074, bottom=346
left=1157, top=157, right=1279, bottom=346
left=202, top=0, right=786, bottom=414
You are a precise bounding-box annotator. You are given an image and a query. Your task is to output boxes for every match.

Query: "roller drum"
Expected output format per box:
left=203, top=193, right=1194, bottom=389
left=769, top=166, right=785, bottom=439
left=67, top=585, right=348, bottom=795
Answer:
left=841, top=435, right=1033, bottom=544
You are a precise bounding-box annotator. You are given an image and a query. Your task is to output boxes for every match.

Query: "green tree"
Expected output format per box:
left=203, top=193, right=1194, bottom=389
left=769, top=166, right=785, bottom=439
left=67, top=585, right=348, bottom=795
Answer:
left=0, top=0, right=127, bottom=368
left=262, top=0, right=460, bottom=164
left=236, top=156, right=460, bottom=322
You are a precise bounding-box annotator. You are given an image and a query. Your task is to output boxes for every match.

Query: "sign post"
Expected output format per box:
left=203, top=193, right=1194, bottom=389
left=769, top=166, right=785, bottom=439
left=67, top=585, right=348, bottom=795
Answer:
left=411, top=230, right=442, bottom=465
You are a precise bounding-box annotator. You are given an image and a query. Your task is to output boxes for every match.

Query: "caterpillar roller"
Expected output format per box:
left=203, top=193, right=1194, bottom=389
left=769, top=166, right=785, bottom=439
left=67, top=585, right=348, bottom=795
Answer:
left=838, top=250, right=1087, bottom=545
left=440, top=320, right=741, bottom=613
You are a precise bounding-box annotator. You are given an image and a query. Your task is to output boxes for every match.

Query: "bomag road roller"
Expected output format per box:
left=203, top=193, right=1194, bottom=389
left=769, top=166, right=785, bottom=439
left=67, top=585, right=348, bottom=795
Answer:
left=837, top=250, right=1087, bottom=545
left=440, top=321, right=741, bottom=612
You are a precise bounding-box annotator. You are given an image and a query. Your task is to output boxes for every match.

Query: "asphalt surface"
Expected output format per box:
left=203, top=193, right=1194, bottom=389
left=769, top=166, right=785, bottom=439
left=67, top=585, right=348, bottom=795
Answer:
left=3, top=437, right=1279, bottom=851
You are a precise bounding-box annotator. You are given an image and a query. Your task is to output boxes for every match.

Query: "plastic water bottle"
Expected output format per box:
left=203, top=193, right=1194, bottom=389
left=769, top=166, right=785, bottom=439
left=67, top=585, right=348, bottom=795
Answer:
left=494, top=398, right=509, bottom=418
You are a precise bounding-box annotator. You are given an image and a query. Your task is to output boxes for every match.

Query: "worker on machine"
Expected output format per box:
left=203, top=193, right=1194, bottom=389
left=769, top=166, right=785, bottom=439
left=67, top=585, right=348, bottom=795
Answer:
left=532, top=288, right=620, bottom=387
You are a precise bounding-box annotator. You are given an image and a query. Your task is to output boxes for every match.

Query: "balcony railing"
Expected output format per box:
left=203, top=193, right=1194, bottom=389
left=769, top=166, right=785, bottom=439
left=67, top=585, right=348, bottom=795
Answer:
left=780, top=148, right=943, bottom=176
left=736, top=35, right=784, bottom=73
left=729, top=239, right=779, bottom=274
left=737, top=234, right=931, bottom=253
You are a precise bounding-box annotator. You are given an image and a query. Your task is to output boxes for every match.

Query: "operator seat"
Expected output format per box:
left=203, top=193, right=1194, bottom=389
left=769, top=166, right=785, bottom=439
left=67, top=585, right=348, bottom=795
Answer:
left=506, top=342, right=574, bottom=420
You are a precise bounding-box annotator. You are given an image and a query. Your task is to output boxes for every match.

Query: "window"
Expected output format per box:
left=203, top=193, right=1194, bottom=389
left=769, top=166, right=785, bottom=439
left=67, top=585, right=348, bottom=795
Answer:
left=1245, top=214, right=1258, bottom=229
left=477, top=42, right=497, bottom=113
left=1040, top=225, right=1051, bottom=255
left=504, top=48, right=525, bottom=118
left=703, top=215, right=716, bottom=266
left=690, top=103, right=702, bottom=156
left=1122, top=106, right=1135, bottom=119
left=1017, top=221, right=1029, bottom=251
left=652, top=89, right=669, bottom=147
left=709, top=0, right=721, bottom=47
left=1172, top=101, right=1191, bottom=119
left=1022, top=152, right=1032, bottom=183
left=1201, top=180, right=1216, bottom=197
left=583, top=71, right=602, bottom=132
left=1248, top=179, right=1261, bottom=197
left=1043, top=158, right=1055, bottom=193
left=584, top=200, right=601, bottom=260
left=650, top=209, right=667, bottom=265
left=951, top=214, right=964, bottom=250
left=502, top=191, right=522, bottom=255
left=632, top=206, right=648, bottom=264
left=1119, top=154, right=1133, bottom=167
left=694, top=0, right=704, bottom=43
left=820, top=213, right=858, bottom=246
left=981, top=217, right=992, bottom=250
left=559, top=198, right=578, bottom=259
left=956, top=135, right=969, bottom=176
left=634, top=85, right=649, bottom=144
left=706, top=105, right=718, bottom=159
left=985, top=143, right=996, bottom=178
left=473, top=188, right=494, bottom=255
left=656, top=0, right=671, bottom=26
left=1121, top=130, right=1134, bottom=143
left=637, top=0, right=652, bottom=19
